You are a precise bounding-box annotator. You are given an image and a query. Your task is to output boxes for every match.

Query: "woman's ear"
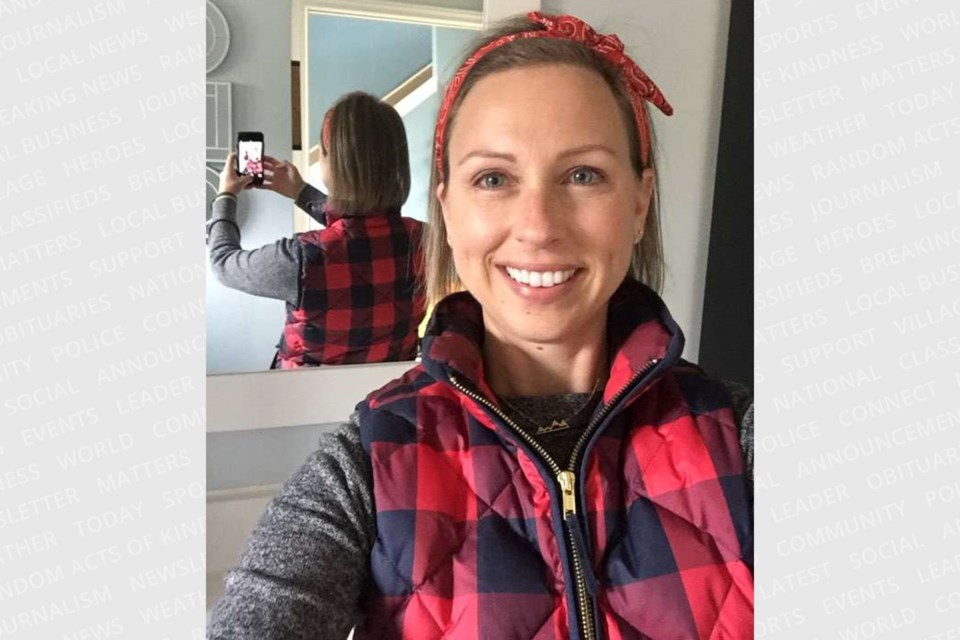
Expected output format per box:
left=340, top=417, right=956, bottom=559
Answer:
left=436, top=182, right=446, bottom=209
left=436, top=183, right=453, bottom=248
left=634, top=167, right=655, bottom=241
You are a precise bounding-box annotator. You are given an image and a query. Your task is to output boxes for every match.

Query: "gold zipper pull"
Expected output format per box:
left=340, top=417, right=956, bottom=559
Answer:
left=558, top=470, right=577, bottom=516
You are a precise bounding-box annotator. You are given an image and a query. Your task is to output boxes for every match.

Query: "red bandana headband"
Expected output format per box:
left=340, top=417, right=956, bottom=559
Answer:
left=434, top=12, right=673, bottom=181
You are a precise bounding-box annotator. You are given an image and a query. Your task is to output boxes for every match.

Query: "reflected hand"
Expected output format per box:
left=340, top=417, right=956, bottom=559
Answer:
left=261, top=155, right=306, bottom=199
left=219, top=151, right=255, bottom=195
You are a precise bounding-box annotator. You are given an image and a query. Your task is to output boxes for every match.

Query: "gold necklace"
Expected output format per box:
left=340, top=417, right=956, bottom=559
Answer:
left=498, top=377, right=604, bottom=435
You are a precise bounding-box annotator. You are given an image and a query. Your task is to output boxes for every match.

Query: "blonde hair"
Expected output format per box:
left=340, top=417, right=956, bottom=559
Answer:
left=423, top=15, right=665, bottom=307
left=324, top=92, right=411, bottom=215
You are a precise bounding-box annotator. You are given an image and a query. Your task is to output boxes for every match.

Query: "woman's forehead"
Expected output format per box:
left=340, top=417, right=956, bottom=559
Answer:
left=463, top=64, right=614, bottom=110
left=449, top=65, right=630, bottom=155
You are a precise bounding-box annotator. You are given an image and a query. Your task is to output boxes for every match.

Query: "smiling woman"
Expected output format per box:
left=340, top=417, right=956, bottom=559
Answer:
left=208, top=10, right=753, bottom=640
left=437, top=64, right=655, bottom=394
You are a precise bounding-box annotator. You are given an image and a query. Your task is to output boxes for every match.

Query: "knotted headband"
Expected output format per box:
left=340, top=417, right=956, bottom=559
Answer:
left=434, top=11, right=673, bottom=181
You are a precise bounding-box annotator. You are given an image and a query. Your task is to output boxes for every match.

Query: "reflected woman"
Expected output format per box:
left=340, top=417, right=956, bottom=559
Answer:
left=207, top=91, right=425, bottom=367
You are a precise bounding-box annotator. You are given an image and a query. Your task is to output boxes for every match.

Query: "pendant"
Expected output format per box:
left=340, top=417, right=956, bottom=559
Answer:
left=536, top=419, right=571, bottom=434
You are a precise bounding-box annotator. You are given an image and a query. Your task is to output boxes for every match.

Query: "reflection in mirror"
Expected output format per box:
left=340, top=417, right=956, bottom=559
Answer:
left=205, top=0, right=482, bottom=375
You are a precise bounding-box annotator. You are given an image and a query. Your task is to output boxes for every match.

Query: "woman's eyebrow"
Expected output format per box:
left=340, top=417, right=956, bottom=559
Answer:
left=558, top=144, right=617, bottom=159
left=457, top=144, right=618, bottom=166
left=457, top=150, right=516, bottom=166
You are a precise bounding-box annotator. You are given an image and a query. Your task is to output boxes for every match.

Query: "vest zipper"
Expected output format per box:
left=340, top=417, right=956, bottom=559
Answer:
left=568, top=357, right=662, bottom=470
left=558, top=470, right=597, bottom=640
left=449, top=356, right=660, bottom=640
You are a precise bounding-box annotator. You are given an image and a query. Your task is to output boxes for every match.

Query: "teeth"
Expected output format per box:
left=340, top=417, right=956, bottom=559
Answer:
left=505, top=267, right=575, bottom=288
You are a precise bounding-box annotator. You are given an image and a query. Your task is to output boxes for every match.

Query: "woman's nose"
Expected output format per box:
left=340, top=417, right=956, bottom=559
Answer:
left=513, top=184, right=561, bottom=246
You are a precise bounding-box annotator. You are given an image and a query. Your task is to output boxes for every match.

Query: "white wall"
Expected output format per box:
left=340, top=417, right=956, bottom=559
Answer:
left=543, top=0, right=731, bottom=361
left=206, top=0, right=294, bottom=374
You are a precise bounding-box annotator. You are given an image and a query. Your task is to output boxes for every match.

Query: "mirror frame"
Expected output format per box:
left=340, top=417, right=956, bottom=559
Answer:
left=208, top=361, right=418, bottom=432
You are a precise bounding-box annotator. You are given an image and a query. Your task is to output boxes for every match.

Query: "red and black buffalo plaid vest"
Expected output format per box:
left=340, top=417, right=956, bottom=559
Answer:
left=277, top=209, right=425, bottom=367
left=355, top=281, right=754, bottom=639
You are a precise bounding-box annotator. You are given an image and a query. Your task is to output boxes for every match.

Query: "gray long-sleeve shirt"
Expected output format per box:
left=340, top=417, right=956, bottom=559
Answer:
left=206, top=380, right=753, bottom=639
left=206, top=185, right=328, bottom=306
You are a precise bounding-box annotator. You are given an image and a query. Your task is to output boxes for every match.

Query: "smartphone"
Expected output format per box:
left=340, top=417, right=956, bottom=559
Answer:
left=236, top=131, right=264, bottom=185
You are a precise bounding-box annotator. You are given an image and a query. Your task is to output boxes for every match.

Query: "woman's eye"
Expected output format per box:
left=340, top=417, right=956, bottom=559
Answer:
left=569, top=167, right=602, bottom=185
left=477, top=172, right=507, bottom=189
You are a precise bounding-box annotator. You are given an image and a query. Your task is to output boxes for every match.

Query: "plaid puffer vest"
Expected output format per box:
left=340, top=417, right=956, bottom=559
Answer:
left=356, top=282, right=754, bottom=639
left=277, top=210, right=425, bottom=367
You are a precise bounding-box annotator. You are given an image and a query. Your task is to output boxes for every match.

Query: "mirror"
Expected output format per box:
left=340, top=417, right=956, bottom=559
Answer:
left=205, top=0, right=483, bottom=374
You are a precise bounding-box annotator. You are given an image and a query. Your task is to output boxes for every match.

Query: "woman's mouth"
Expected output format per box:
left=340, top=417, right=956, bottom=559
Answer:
left=504, top=267, right=577, bottom=288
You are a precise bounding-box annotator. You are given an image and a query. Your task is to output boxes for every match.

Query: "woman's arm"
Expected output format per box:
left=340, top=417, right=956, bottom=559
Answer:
left=294, top=183, right=329, bottom=227
left=206, top=196, right=301, bottom=306
left=207, top=419, right=375, bottom=639
left=260, top=156, right=329, bottom=226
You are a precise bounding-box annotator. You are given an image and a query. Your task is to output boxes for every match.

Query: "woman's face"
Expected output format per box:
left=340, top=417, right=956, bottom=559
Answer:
left=438, top=64, right=654, bottom=348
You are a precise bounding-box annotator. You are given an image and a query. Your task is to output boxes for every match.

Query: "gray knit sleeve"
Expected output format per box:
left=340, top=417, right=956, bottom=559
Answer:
left=207, top=418, right=374, bottom=639
left=207, top=196, right=302, bottom=307
left=294, top=184, right=329, bottom=226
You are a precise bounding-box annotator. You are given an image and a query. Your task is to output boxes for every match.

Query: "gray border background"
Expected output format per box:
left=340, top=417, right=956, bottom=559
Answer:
left=755, top=0, right=960, bottom=636
left=1, top=0, right=205, bottom=637
left=2, top=0, right=959, bottom=637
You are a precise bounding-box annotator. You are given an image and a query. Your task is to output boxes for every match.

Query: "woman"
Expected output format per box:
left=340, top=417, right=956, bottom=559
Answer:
left=208, top=91, right=425, bottom=367
left=209, top=13, right=753, bottom=639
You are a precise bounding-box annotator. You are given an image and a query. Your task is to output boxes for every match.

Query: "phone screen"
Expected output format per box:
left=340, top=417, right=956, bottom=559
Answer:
left=237, top=139, right=264, bottom=181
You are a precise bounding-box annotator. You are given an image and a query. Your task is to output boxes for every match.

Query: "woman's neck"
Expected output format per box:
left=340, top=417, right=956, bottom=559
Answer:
left=482, top=330, right=608, bottom=398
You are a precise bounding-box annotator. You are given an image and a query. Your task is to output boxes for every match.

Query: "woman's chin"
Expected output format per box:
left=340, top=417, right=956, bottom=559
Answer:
left=484, top=309, right=602, bottom=349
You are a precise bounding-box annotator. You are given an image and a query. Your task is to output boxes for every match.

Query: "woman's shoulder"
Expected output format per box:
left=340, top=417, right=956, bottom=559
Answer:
left=356, top=363, right=432, bottom=428
left=289, top=418, right=368, bottom=496
left=716, top=377, right=753, bottom=427
left=666, top=360, right=753, bottom=467
left=669, top=359, right=752, bottom=413
left=705, top=375, right=753, bottom=482
left=398, top=215, right=427, bottom=235
left=663, top=359, right=754, bottom=485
